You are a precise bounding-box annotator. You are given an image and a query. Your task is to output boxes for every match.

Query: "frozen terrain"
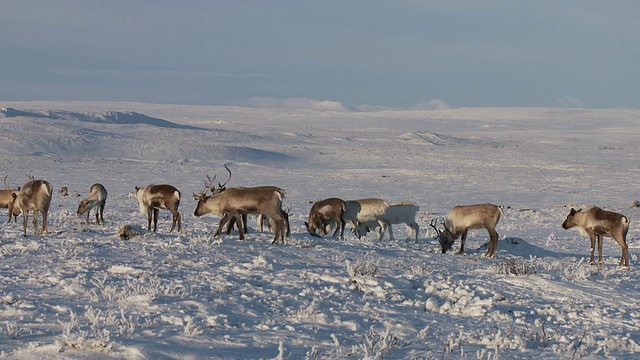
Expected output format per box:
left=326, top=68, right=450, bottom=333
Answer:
left=0, top=102, right=639, bottom=359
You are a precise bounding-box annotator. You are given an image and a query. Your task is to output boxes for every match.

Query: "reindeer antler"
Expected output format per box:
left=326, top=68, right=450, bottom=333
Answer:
left=429, top=218, right=443, bottom=239
left=26, top=172, right=35, bottom=181
left=3, top=175, right=9, bottom=190
left=220, top=165, right=232, bottom=188
left=204, top=174, right=217, bottom=192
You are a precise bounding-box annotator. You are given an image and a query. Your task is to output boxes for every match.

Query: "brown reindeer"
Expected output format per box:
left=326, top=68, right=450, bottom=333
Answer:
left=77, top=183, right=108, bottom=225
left=134, top=184, right=181, bottom=233
left=203, top=167, right=290, bottom=239
left=193, top=184, right=287, bottom=243
left=305, top=197, right=346, bottom=238
left=430, top=203, right=503, bottom=257
left=0, top=176, right=21, bottom=223
left=11, top=178, right=53, bottom=236
left=562, top=206, right=630, bottom=267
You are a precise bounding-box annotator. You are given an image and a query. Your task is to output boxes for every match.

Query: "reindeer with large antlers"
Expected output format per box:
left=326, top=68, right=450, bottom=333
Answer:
left=193, top=167, right=288, bottom=243
left=0, top=176, right=21, bottom=223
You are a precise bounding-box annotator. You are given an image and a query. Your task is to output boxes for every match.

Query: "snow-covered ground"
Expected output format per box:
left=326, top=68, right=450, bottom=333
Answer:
left=0, top=102, right=639, bottom=359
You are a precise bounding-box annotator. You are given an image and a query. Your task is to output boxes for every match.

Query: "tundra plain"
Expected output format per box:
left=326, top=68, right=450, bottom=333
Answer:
left=0, top=102, right=639, bottom=359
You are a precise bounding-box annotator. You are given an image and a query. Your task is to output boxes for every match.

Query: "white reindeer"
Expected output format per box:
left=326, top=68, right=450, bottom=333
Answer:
left=356, top=201, right=419, bottom=241
left=343, top=198, right=389, bottom=240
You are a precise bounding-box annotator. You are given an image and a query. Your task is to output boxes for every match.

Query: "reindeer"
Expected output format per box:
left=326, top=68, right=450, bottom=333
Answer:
left=562, top=206, right=630, bottom=267
left=356, top=201, right=419, bottom=241
left=77, top=183, right=108, bottom=225
left=203, top=167, right=290, bottom=238
left=193, top=181, right=287, bottom=243
left=343, top=198, right=389, bottom=240
left=134, top=184, right=181, bottom=233
left=0, top=176, right=21, bottom=223
left=10, top=176, right=53, bottom=236
left=305, top=197, right=346, bottom=238
left=430, top=203, right=503, bottom=257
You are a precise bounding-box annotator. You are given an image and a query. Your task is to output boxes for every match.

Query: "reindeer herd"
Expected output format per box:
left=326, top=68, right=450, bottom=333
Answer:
left=0, top=168, right=632, bottom=267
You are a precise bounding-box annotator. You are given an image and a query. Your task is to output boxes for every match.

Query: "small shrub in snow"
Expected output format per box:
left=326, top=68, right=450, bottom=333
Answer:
left=346, top=256, right=379, bottom=278
left=5, top=322, right=21, bottom=340
left=358, top=326, right=402, bottom=358
left=492, top=257, right=537, bottom=276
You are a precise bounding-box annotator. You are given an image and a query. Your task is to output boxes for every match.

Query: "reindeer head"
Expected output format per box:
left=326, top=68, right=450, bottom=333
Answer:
left=562, top=208, right=582, bottom=230
left=429, top=218, right=454, bottom=253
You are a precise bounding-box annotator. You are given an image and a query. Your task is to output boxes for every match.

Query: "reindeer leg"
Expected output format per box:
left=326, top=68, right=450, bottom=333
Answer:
left=459, top=231, right=467, bottom=254
left=153, top=208, right=160, bottom=232
left=235, top=214, right=245, bottom=240
left=99, top=203, right=105, bottom=225
left=486, top=229, right=499, bottom=257
left=588, top=233, right=596, bottom=265
left=22, top=210, right=29, bottom=236
left=331, top=219, right=341, bottom=238
left=215, top=214, right=232, bottom=237
left=386, top=221, right=394, bottom=241
left=597, top=234, right=604, bottom=265
left=224, top=214, right=235, bottom=235
left=612, top=234, right=629, bottom=267
left=41, top=210, right=48, bottom=235
left=168, top=210, right=177, bottom=233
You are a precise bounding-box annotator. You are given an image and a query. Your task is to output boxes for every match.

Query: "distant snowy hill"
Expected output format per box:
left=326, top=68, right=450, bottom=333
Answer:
left=0, top=107, right=296, bottom=165
left=0, top=107, right=203, bottom=130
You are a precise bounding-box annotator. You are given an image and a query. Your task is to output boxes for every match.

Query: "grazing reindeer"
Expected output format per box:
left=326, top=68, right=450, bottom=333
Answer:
left=0, top=176, right=21, bottom=223
left=134, top=184, right=182, bottom=233
left=343, top=198, right=389, bottom=240
left=430, top=203, right=503, bottom=257
left=193, top=182, right=287, bottom=243
left=77, top=183, right=108, bottom=225
left=356, top=201, right=419, bottom=241
left=10, top=177, right=53, bottom=236
left=562, top=207, right=630, bottom=267
left=305, top=197, right=347, bottom=238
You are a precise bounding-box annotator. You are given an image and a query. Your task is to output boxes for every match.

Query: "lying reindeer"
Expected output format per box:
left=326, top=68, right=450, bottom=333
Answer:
left=305, top=197, right=346, bottom=238
left=356, top=201, right=419, bottom=241
left=77, top=183, right=108, bottom=225
left=562, top=206, right=629, bottom=267
left=430, top=203, right=503, bottom=257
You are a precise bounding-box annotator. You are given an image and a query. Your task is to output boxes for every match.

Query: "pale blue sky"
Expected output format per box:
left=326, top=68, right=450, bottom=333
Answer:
left=1, top=1, right=638, bottom=109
